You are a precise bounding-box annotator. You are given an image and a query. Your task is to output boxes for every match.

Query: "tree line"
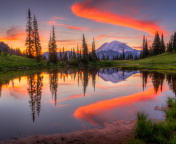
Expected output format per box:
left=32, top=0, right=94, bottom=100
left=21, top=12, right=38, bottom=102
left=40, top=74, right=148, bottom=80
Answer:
left=139, top=31, right=174, bottom=59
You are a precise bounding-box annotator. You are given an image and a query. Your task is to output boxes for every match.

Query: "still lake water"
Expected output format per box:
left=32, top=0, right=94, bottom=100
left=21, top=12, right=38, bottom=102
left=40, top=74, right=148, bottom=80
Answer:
left=0, top=68, right=175, bottom=140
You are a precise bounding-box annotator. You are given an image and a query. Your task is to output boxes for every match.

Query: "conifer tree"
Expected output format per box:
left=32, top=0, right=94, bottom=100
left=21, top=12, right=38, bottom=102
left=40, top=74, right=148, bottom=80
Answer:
left=144, top=39, right=149, bottom=57
left=77, top=44, right=79, bottom=60
left=74, top=48, right=77, bottom=59
left=33, top=15, right=42, bottom=62
left=48, top=33, right=52, bottom=62
left=152, top=31, right=161, bottom=55
left=160, top=33, right=165, bottom=53
left=60, top=49, right=62, bottom=61
left=102, top=54, right=105, bottom=60
left=48, top=26, right=57, bottom=63
left=51, top=26, right=57, bottom=63
left=91, top=38, right=97, bottom=62
left=25, top=8, right=34, bottom=58
left=142, top=35, right=146, bottom=58
left=82, top=34, right=89, bottom=64
left=173, top=32, right=176, bottom=52
left=122, top=48, right=125, bottom=60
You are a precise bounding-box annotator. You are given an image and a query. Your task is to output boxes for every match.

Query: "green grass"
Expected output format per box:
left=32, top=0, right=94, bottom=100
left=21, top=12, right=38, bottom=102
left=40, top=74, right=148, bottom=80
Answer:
left=131, top=97, right=176, bottom=144
left=0, top=53, right=47, bottom=69
left=100, top=52, right=176, bottom=70
left=1, top=52, right=176, bottom=70
left=0, top=53, right=64, bottom=69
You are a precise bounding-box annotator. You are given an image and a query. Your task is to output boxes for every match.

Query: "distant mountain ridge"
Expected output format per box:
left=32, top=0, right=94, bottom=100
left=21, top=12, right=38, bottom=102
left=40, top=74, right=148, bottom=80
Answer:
left=96, top=40, right=141, bottom=60
left=42, top=40, right=141, bottom=60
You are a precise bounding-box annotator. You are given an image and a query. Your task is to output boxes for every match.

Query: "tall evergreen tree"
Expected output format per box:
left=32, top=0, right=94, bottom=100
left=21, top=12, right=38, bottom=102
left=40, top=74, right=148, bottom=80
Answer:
left=25, top=8, right=34, bottom=58
left=160, top=33, right=165, bottom=54
left=60, top=49, right=62, bottom=61
left=91, top=38, right=97, bottom=62
left=122, top=48, right=125, bottom=60
left=49, top=26, right=57, bottom=63
left=152, top=31, right=161, bottom=55
left=142, top=35, right=146, bottom=58
left=77, top=44, right=79, bottom=60
left=82, top=34, right=89, bottom=64
left=33, top=15, right=42, bottom=62
left=173, top=32, right=176, bottom=52
left=144, top=39, right=149, bottom=57
left=48, top=33, right=52, bottom=62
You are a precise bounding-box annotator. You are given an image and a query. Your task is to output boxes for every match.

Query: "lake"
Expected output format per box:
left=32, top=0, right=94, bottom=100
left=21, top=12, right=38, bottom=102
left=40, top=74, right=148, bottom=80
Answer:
left=0, top=68, right=175, bottom=140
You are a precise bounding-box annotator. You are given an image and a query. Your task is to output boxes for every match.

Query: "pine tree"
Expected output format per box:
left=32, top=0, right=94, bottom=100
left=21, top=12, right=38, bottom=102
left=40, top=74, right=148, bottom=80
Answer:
left=102, top=54, right=105, bottom=60
left=51, top=26, right=57, bottom=63
left=82, top=34, right=89, bottom=65
left=73, top=48, right=76, bottom=59
left=115, top=54, right=118, bottom=60
left=142, top=35, right=146, bottom=58
left=4, top=46, right=8, bottom=56
left=106, top=55, right=109, bottom=60
left=160, top=33, right=165, bottom=54
left=122, top=48, right=125, bottom=60
left=25, top=8, right=34, bottom=58
left=152, top=31, right=161, bottom=55
left=77, top=44, right=79, bottom=60
left=60, top=49, right=62, bottom=61
left=173, top=32, right=176, bottom=52
left=144, top=39, right=149, bottom=57
left=33, top=15, right=42, bottom=62
left=91, top=38, right=97, bottom=62
left=48, top=32, right=52, bottom=62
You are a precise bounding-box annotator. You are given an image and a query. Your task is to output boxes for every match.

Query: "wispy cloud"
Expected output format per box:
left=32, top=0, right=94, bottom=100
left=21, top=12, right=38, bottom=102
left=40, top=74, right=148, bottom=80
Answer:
left=71, top=0, right=166, bottom=35
left=48, top=21, right=90, bottom=31
left=0, top=26, right=25, bottom=41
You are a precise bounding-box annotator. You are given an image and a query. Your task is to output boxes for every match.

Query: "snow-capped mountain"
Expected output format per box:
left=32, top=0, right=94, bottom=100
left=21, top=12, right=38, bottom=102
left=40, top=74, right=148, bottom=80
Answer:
left=98, top=68, right=140, bottom=83
left=96, top=40, right=141, bottom=60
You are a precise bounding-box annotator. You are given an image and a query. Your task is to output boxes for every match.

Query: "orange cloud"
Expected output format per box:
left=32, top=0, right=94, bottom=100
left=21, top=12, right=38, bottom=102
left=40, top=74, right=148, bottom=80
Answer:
left=71, top=0, right=166, bottom=35
left=74, top=86, right=168, bottom=125
left=48, top=21, right=89, bottom=31
left=0, top=26, right=26, bottom=41
left=52, top=16, right=67, bottom=20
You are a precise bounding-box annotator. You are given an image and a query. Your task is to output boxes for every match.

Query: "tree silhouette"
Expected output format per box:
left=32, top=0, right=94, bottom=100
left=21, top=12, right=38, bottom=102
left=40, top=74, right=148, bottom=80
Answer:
left=82, top=34, right=89, bottom=65
left=33, top=15, right=42, bottom=62
left=25, top=9, right=34, bottom=58
left=49, top=70, right=58, bottom=105
left=27, top=73, right=43, bottom=122
left=82, top=68, right=89, bottom=96
left=48, top=26, right=58, bottom=63
left=27, top=75, right=36, bottom=122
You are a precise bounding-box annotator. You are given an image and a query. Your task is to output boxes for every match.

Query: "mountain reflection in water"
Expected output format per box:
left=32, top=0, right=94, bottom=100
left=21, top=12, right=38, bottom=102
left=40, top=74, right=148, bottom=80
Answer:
left=0, top=68, right=175, bottom=140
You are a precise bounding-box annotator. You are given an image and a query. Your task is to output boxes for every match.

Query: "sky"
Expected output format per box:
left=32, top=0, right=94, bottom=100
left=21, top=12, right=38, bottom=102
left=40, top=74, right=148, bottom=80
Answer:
left=0, top=0, right=176, bottom=53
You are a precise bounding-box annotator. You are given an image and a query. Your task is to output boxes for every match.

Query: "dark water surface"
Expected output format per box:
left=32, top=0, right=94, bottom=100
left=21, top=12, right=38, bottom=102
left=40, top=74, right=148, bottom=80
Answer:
left=0, top=68, right=175, bottom=140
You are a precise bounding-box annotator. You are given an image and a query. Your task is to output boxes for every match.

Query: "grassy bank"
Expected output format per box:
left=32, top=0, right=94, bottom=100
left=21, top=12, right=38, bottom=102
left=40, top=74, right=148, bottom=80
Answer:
left=1, top=52, right=176, bottom=70
left=0, top=54, right=48, bottom=69
left=130, top=97, right=176, bottom=144
left=100, top=52, right=176, bottom=70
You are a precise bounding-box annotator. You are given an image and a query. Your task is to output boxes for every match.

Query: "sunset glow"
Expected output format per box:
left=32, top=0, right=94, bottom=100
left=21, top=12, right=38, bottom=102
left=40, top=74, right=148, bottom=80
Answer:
left=0, top=0, right=174, bottom=52
left=74, top=86, right=168, bottom=125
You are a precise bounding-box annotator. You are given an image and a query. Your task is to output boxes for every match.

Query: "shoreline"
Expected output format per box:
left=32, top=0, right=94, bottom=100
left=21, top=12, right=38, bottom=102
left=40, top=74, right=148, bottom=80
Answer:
left=0, top=120, right=136, bottom=144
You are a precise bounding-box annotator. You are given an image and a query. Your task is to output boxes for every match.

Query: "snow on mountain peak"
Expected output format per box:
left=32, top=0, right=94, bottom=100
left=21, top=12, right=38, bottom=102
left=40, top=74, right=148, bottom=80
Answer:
left=96, top=40, right=134, bottom=53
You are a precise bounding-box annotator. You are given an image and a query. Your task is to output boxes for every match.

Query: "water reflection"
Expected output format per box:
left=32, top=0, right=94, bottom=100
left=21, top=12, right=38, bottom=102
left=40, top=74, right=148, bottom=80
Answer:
left=1, top=68, right=176, bottom=140
left=27, top=73, right=43, bottom=122
left=49, top=70, right=58, bottom=105
left=141, top=71, right=167, bottom=94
